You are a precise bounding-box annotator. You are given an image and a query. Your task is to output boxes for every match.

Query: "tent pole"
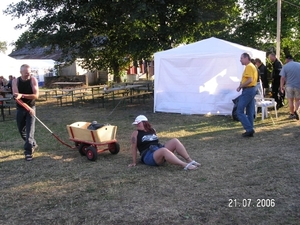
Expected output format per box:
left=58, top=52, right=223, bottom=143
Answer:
left=276, top=0, right=281, bottom=59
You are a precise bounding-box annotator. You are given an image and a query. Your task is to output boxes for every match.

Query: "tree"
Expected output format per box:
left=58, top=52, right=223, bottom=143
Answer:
left=0, top=41, right=7, bottom=54
left=4, top=0, right=239, bottom=81
left=226, top=0, right=300, bottom=61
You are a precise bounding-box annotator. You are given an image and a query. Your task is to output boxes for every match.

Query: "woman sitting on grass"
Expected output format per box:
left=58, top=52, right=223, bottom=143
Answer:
left=128, top=115, right=200, bottom=170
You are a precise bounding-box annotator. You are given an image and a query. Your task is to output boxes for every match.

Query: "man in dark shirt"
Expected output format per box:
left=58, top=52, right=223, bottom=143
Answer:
left=255, top=58, right=268, bottom=95
left=12, top=64, right=39, bottom=161
left=269, top=53, right=283, bottom=108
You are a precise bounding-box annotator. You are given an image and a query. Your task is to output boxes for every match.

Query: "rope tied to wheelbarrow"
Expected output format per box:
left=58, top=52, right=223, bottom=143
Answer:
left=15, top=98, right=75, bottom=149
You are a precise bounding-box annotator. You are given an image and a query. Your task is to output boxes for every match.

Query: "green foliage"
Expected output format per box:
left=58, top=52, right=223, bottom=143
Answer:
left=4, top=0, right=238, bottom=81
left=227, top=0, right=300, bottom=61
left=0, top=41, right=7, bottom=54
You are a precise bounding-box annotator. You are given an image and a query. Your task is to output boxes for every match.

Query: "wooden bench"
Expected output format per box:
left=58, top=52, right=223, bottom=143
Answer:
left=38, top=89, right=58, bottom=101
left=0, top=98, right=14, bottom=121
left=119, top=91, right=153, bottom=107
left=74, top=93, right=86, bottom=106
left=84, top=92, right=104, bottom=103
left=52, top=92, right=73, bottom=106
left=96, top=90, right=129, bottom=107
left=52, top=95, right=67, bottom=106
left=97, top=94, right=105, bottom=108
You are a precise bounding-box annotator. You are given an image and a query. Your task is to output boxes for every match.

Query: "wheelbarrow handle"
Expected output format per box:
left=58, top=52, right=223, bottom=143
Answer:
left=15, top=98, right=75, bottom=149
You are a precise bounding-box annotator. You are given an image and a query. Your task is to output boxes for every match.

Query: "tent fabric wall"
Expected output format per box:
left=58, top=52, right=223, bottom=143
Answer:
left=154, top=37, right=266, bottom=115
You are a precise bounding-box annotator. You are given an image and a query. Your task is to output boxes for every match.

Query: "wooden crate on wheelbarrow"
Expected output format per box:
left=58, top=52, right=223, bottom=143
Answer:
left=66, top=121, right=120, bottom=161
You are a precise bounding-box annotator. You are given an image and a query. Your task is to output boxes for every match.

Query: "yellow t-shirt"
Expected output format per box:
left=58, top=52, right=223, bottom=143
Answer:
left=241, top=63, right=258, bottom=87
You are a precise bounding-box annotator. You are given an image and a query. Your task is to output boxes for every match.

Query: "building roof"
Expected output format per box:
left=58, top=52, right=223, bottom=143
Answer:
left=9, top=46, right=62, bottom=61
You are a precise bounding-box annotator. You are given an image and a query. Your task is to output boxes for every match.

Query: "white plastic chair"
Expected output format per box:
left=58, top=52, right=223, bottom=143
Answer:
left=255, top=80, right=278, bottom=120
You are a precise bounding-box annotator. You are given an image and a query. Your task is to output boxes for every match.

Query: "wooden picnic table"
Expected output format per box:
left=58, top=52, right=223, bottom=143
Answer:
left=86, top=85, right=104, bottom=103
left=103, top=84, right=143, bottom=106
left=53, top=82, right=84, bottom=89
left=39, top=89, right=58, bottom=101
left=51, top=84, right=150, bottom=107
left=53, top=87, right=88, bottom=106
left=0, top=88, right=12, bottom=98
left=0, top=97, right=12, bottom=121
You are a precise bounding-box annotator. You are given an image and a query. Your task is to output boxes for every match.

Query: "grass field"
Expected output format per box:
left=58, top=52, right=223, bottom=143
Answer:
left=0, top=97, right=299, bottom=225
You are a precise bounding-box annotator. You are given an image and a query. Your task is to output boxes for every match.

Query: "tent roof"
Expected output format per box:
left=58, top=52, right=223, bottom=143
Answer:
left=155, top=37, right=264, bottom=59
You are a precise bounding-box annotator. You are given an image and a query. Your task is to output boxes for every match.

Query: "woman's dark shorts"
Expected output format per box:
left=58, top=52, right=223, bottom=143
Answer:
left=141, top=144, right=164, bottom=166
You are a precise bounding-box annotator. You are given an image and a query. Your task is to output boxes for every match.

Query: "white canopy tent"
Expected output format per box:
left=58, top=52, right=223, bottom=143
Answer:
left=153, top=37, right=266, bottom=115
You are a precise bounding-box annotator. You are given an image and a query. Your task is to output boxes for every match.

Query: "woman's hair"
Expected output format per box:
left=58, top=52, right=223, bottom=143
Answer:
left=142, top=121, right=156, bottom=134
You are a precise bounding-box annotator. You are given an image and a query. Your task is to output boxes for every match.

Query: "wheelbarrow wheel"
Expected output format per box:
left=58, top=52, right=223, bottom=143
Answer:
left=108, top=142, right=120, bottom=155
left=78, top=143, right=89, bottom=156
left=86, top=146, right=98, bottom=161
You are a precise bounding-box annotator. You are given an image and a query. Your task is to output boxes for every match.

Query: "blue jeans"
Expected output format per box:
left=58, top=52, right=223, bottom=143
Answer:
left=16, top=106, right=37, bottom=156
left=141, top=144, right=164, bottom=166
left=237, top=87, right=257, bottom=132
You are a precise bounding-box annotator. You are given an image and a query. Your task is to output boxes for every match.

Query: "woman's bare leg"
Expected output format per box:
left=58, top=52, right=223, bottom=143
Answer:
left=153, top=148, right=197, bottom=169
left=164, top=138, right=195, bottom=163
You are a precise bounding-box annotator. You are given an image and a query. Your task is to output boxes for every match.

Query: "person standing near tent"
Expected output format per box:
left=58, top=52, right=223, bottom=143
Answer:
left=279, top=55, right=300, bottom=120
left=269, top=53, right=283, bottom=109
left=12, top=64, right=39, bottom=161
left=255, top=58, right=269, bottom=95
left=236, top=53, right=258, bottom=137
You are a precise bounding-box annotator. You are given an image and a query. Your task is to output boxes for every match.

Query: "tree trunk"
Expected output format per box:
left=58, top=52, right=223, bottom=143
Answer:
left=112, top=61, right=121, bottom=83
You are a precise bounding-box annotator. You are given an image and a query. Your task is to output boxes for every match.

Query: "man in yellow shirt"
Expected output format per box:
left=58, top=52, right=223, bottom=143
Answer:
left=236, top=53, right=258, bottom=137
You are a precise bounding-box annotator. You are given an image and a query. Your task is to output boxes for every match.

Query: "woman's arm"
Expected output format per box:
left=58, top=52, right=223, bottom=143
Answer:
left=128, top=130, right=138, bottom=167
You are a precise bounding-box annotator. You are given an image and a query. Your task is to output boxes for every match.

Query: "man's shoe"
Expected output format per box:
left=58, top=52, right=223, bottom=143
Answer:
left=294, top=111, right=299, bottom=120
left=276, top=103, right=284, bottom=110
left=242, top=130, right=254, bottom=137
left=25, top=154, right=33, bottom=161
left=289, top=114, right=296, bottom=119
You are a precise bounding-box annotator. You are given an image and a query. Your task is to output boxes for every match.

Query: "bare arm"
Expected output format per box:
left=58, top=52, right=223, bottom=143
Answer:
left=280, top=76, right=286, bottom=93
left=128, top=131, right=138, bottom=167
left=236, top=77, right=253, bottom=92
left=12, top=77, right=39, bottom=100
left=12, top=77, right=38, bottom=115
left=12, top=78, right=19, bottom=97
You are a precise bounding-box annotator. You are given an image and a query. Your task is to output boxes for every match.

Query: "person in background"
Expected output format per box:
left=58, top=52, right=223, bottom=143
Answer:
left=128, top=115, right=201, bottom=170
left=6, top=75, right=14, bottom=93
left=280, top=55, right=300, bottom=120
left=251, top=59, right=261, bottom=95
left=12, top=64, right=39, bottom=161
left=236, top=53, right=258, bottom=137
left=269, top=53, right=283, bottom=109
left=255, top=58, right=269, bottom=96
left=0, top=76, right=7, bottom=86
left=7, top=75, right=13, bottom=88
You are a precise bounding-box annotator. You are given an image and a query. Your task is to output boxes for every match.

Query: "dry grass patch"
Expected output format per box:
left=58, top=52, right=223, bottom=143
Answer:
left=0, top=98, right=299, bottom=224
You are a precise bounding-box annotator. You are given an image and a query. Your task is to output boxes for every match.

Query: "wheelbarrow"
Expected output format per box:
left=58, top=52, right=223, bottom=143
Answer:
left=66, top=121, right=120, bottom=161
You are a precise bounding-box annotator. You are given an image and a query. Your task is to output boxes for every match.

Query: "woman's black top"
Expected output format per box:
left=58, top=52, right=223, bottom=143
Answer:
left=136, top=130, right=159, bottom=155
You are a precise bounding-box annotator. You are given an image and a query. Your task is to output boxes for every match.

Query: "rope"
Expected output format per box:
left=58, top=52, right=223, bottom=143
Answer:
left=105, top=98, right=124, bottom=119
